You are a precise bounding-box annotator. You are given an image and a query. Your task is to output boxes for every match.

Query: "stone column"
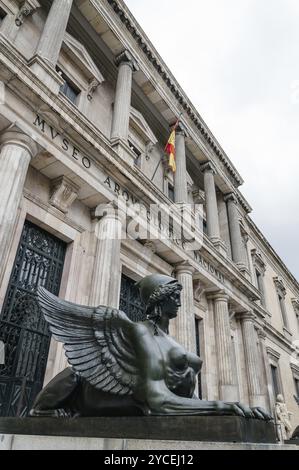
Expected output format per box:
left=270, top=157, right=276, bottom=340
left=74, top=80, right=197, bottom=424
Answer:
left=239, top=312, right=265, bottom=408
left=201, top=162, right=226, bottom=255
left=0, top=127, right=37, bottom=285
left=90, top=206, right=122, bottom=308
left=211, top=292, right=238, bottom=401
left=35, top=0, right=72, bottom=66
left=29, top=0, right=73, bottom=92
left=111, top=51, right=138, bottom=143
left=174, top=127, right=188, bottom=204
left=174, top=262, right=196, bottom=353
left=225, top=193, right=246, bottom=270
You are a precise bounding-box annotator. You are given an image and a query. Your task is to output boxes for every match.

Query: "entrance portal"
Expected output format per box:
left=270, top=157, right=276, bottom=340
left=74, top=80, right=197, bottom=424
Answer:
left=0, top=221, right=66, bottom=416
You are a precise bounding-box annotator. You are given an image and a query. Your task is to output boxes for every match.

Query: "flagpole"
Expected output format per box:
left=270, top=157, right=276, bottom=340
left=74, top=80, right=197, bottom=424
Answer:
left=150, top=114, right=183, bottom=182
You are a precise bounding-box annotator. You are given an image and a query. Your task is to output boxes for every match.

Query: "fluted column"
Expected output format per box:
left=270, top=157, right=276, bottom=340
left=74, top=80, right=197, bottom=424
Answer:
left=90, top=207, right=122, bottom=308
left=211, top=292, right=238, bottom=401
left=239, top=312, right=266, bottom=408
left=0, top=127, right=38, bottom=285
left=201, top=162, right=227, bottom=255
left=111, top=51, right=138, bottom=142
left=174, top=127, right=188, bottom=204
left=174, top=262, right=196, bottom=353
left=29, top=0, right=72, bottom=92
left=225, top=193, right=246, bottom=270
left=201, top=162, right=220, bottom=241
left=35, top=0, right=73, bottom=67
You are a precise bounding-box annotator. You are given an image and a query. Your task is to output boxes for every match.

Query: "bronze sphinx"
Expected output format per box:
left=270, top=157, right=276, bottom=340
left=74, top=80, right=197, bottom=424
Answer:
left=30, top=274, right=271, bottom=420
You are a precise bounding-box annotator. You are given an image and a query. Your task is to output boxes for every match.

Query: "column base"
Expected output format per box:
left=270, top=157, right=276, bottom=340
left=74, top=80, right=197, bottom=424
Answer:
left=28, top=55, right=64, bottom=94
left=111, top=138, right=136, bottom=166
left=210, top=237, right=227, bottom=257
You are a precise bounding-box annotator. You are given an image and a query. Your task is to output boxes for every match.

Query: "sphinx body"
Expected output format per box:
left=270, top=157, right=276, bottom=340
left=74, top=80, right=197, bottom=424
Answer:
left=31, top=275, right=272, bottom=421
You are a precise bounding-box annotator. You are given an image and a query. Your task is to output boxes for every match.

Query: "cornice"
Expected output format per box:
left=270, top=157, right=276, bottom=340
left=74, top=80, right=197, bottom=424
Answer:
left=105, top=0, right=244, bottom=189
left=246, top=215, right=299, bottom=295
left=264, top=322, right=296, bottom=355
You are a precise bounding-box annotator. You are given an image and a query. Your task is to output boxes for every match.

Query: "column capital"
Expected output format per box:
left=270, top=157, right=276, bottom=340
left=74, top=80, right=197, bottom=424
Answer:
left=201, top=161, right=217, bottom=175
left=175, top=260, right=195, bottom=276
left=174, top=122, right=188, bottom=138
left=224, top=192, right=238, bottom=204
left=207, top=290, right=229, bottom=303
left=236, top=310, right=256, bottom=323
left=0, top=126, right=38, bottom=158
left=93, top=201, right=123, bottom=222
left=115, top=50, right=139, bottom=72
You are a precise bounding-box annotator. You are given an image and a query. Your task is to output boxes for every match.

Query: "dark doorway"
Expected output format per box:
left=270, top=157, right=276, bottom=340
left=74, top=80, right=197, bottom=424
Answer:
left=0, top=221, right=66, bottom=416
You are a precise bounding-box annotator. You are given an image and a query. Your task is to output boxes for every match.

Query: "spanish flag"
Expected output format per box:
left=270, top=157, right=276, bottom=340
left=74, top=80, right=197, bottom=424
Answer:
left=165, top=121, right=179, bottom=173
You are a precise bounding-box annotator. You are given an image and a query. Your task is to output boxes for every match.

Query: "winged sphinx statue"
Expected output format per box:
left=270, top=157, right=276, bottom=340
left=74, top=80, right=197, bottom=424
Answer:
left=31, top=274, right=272, bottom=420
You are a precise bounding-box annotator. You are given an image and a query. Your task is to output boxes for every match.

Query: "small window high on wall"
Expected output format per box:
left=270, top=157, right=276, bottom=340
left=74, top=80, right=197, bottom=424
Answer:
left=57, top=67, right=80, bottom=105
left=271, top=364, right=281, bottom=399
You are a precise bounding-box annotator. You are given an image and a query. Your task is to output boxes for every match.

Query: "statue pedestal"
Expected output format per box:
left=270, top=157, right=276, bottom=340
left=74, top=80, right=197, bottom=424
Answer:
left=0, top=416, right=276, bottom=444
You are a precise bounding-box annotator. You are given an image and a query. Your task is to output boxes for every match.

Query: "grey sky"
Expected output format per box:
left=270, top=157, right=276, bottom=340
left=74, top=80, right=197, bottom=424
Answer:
left=125, top=0, right=299, bottom=281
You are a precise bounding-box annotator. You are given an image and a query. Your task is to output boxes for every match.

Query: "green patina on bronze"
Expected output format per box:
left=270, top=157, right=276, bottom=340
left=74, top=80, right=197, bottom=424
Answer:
left=30, top=274, right=272, bottom=421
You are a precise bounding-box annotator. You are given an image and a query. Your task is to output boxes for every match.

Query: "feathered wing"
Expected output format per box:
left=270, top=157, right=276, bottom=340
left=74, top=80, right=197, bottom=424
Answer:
left=37, top=287, right=139, bottom=395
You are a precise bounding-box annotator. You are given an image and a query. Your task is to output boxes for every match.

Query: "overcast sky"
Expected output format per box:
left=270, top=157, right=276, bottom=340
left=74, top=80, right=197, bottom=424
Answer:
left=126, top=0, right=299, bottom=281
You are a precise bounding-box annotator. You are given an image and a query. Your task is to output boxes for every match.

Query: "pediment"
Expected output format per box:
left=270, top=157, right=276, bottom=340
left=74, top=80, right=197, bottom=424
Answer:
left=62, top=32, right=104, bottom=85
left=129, top=106, right=158, bottom=145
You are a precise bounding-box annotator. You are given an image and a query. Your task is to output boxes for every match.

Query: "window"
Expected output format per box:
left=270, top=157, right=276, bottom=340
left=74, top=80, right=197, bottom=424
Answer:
left=271, top=364, right=280, bottom=399
left=251, top=250, right=266, bottom=307
left=57, top=68, right=80, bottom=105
left=128, top=141, right=142, bottom=167
left=273, top=277, right=289, bottom=330
left=294, top=377, right=299, bottom=398
left=168, top=183, right=175, bottom=202
left=256, top=270, right=265, bottom=307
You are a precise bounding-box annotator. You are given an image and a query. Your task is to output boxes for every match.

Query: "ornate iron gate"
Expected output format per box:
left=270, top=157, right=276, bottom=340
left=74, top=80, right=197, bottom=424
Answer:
left=119, top=274, right=145, bottom=322
left=0, top=221, right=66, bottom=417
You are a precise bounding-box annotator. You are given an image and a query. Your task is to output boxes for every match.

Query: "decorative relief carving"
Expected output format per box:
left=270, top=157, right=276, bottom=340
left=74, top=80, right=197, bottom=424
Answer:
left=251, top=249, right=266, bottom=274
left=292, top=299, right=299, bottom=318
left=15, top=0, right=40, bottom=27
left=273, top=277, right=287, bottom=297
left=87, top=79, right=100, bottom=101
left=50, top=176, right=79, bottom=214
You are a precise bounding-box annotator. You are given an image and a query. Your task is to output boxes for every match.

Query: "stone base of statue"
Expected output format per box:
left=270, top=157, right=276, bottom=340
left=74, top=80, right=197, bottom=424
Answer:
left=0, top=416, right=277, bottom=445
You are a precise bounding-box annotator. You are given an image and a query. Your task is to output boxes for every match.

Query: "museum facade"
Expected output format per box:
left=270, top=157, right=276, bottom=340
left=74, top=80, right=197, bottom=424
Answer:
left=0, top=0, right=298, bottom=436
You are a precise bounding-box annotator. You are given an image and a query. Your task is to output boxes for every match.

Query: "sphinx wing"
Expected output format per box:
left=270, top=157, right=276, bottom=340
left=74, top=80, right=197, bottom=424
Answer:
left=37, top=287, right=139, bottom=395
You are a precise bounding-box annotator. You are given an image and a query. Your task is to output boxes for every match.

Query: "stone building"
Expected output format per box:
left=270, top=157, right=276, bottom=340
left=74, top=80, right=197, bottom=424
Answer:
left=0, top=0, right=298, bottom=439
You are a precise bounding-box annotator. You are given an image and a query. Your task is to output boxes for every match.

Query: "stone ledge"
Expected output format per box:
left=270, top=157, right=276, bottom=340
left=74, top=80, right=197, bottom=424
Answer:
left=0, top=416, right=276, bottom=443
